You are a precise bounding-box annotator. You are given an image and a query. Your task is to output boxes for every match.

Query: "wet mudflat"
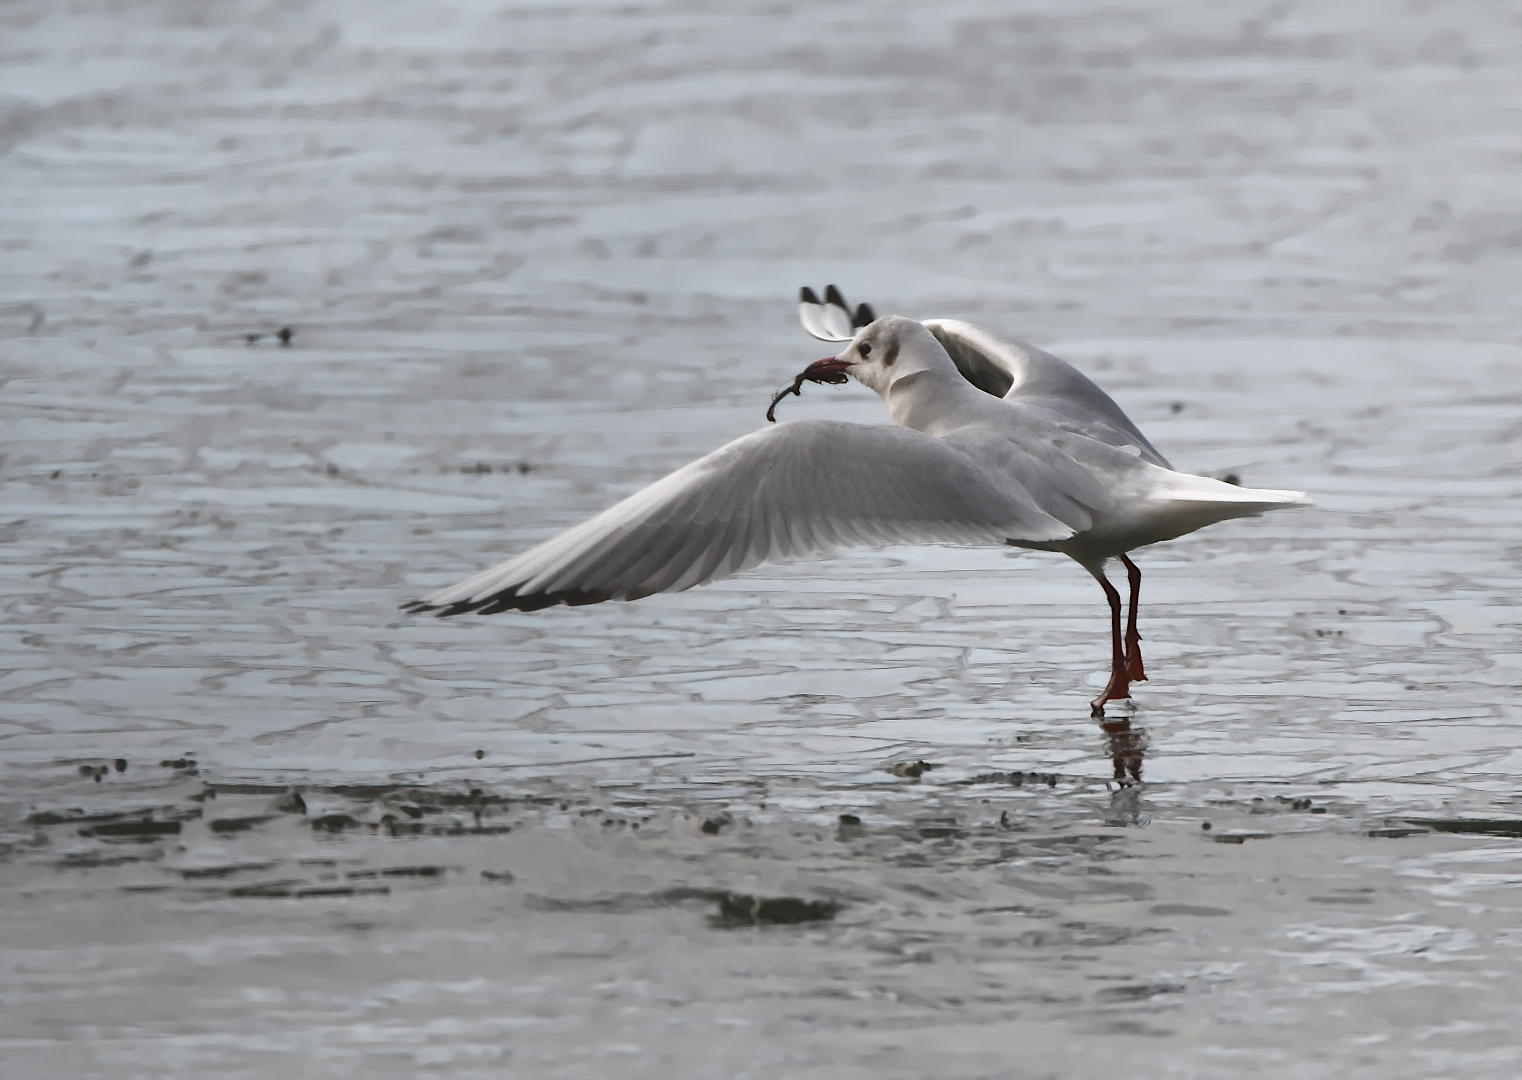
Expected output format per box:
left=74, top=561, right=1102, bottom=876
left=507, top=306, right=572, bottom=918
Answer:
left=4, top=1, right=1522, bottom=1076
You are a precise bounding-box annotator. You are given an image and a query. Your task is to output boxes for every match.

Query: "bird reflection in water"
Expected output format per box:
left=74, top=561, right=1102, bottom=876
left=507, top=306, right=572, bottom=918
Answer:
left=1101, top=713, right=1149, bottom=785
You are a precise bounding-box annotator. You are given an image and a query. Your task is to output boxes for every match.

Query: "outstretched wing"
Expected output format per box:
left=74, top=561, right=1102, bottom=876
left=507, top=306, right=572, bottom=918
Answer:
left=798, top=285, right=875, bottom=342
left=923, top=319, right=1171, bottom=469
left=404, top=419, right=1073, bottom=616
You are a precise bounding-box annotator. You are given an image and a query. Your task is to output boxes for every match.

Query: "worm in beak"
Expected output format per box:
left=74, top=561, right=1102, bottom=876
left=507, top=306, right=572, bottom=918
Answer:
left=765, top=357, right=854, bottom=422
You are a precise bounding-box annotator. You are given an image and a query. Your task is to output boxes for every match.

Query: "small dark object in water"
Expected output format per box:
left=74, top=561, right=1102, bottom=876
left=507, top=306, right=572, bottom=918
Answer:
left=228, top=880, right=299, bottom=898
left=160, top=757, right=197, bottom=770
left=114, top=758, right=128, bottom=772
left=180, top=862, right=277, bottom=880
left=79, top=819, right=181, bottom=839
left=1401, top=818, right=1522, bottom=838
left=246, top=332, right=261, bottom=344
left=277, top=326, right=293, bottom=346
left=474, top=749, right=485, bottom=760
left=211, top=815, right=277, bottom=834
left=348, top=865, right=443, bottom=879
left=700, top=812, right=733, bottom=835
left=765, top=356, right=854, bottom=422
left=716, top=892, right=841, bottom=927
left=311, top=813, right=361, bottom=832
left=965, top=770, right=1060, bottom=788
left=889, top=760, right=934, bottom=778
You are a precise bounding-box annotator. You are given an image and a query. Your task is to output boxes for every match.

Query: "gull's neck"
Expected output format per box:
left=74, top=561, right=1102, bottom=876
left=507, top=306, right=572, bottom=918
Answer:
left=885, top=365, right=988, bottom=435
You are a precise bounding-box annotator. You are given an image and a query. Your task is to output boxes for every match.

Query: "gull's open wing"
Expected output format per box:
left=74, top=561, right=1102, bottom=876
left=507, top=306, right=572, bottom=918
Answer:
left=404, top=419, right=1073, bottom=615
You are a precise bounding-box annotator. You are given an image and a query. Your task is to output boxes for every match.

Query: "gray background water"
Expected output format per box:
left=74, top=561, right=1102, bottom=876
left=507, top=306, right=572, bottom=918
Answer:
left=3, top=1, right=1522, bottom=1076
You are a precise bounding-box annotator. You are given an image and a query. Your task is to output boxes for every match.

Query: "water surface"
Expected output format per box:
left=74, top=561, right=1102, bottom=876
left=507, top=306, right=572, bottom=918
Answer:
left=3, top=1, right=1522, bottom=1076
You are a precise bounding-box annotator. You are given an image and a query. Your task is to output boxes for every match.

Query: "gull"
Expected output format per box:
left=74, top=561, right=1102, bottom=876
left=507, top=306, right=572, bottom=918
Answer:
left=404, top=286, right=1310, bottom=721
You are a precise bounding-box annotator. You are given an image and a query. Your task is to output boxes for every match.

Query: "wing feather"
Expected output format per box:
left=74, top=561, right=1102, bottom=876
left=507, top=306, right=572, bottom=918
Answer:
left=798, top=286, right=854, bottom=342
left=406, top=419, right=1075, bottom=615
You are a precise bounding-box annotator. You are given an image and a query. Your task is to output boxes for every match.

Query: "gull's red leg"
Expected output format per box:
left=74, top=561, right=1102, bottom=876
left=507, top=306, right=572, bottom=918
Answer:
left=1088, top=563, right=1130, bottom=718
left=1119, top=553, right=1146, bottom=682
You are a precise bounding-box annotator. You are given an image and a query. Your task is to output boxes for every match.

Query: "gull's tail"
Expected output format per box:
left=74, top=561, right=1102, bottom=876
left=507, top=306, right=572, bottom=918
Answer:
left=1135, top=472, right=1312, bottom=541
left=1164, top=474, right=1313, bottom=511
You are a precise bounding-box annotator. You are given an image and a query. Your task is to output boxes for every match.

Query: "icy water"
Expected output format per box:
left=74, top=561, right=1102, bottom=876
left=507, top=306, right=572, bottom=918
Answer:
left=4, top=1, right=1522, bottom=1076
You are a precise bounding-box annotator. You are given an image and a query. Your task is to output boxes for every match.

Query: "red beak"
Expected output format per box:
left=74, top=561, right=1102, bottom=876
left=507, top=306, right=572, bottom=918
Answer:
left=803, top=356, right=854, bottom=380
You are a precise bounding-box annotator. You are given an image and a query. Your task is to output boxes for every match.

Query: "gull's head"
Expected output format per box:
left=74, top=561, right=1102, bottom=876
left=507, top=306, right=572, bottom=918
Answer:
left=832, top=315, right=953, bottom=396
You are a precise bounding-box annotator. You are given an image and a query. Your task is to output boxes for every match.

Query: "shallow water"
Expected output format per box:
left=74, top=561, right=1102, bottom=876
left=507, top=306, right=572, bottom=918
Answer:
left=4, top=0, right=1522, bottom=1076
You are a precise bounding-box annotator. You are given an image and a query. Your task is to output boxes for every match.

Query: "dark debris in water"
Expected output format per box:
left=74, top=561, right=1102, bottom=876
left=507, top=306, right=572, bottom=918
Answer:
left=310, top=813, right=363, bottom=833
left=714, top=893, right=842, bottom=928
left=78, top=820, right=182, bottom=840
left=211, top=815, right=279, bottom=834
left=965, top=770, right=1060, bottom=788
left=180, top=863, right=278, bottom=880
left=889, top=760, right=935, bottom=779
left=700, top=812, right=734, bottom=835
left=224, top=879, right=391, bottom=900
left=55, top=851, right=158, bottom=870
left=836, top=813, right=866, bottom=840
left=1398, top=818, right=1522, bottom=838
left=346, top=865, right=444, bottom=880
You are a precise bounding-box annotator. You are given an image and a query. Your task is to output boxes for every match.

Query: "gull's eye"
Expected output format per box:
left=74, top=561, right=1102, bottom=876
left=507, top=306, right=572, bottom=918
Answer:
left=858, top=341, right=872, bottom=357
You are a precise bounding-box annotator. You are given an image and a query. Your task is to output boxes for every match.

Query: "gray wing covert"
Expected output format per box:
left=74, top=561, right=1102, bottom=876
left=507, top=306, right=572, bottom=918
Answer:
left=405, top=420, right=1075, bottom=616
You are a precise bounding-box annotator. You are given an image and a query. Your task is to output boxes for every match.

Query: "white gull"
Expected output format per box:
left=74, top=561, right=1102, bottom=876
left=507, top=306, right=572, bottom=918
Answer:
left=405, top=286, right=1310, bottom=719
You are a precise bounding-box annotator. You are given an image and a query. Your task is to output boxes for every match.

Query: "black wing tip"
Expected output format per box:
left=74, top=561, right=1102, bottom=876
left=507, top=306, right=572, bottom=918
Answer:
left=798, top=286, right=820, bottom=304
left=824, top=284, right=847, bottom=308
left=853, top=302, right=875, bottom=327
left=400, top=588, right=615, bottom=618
